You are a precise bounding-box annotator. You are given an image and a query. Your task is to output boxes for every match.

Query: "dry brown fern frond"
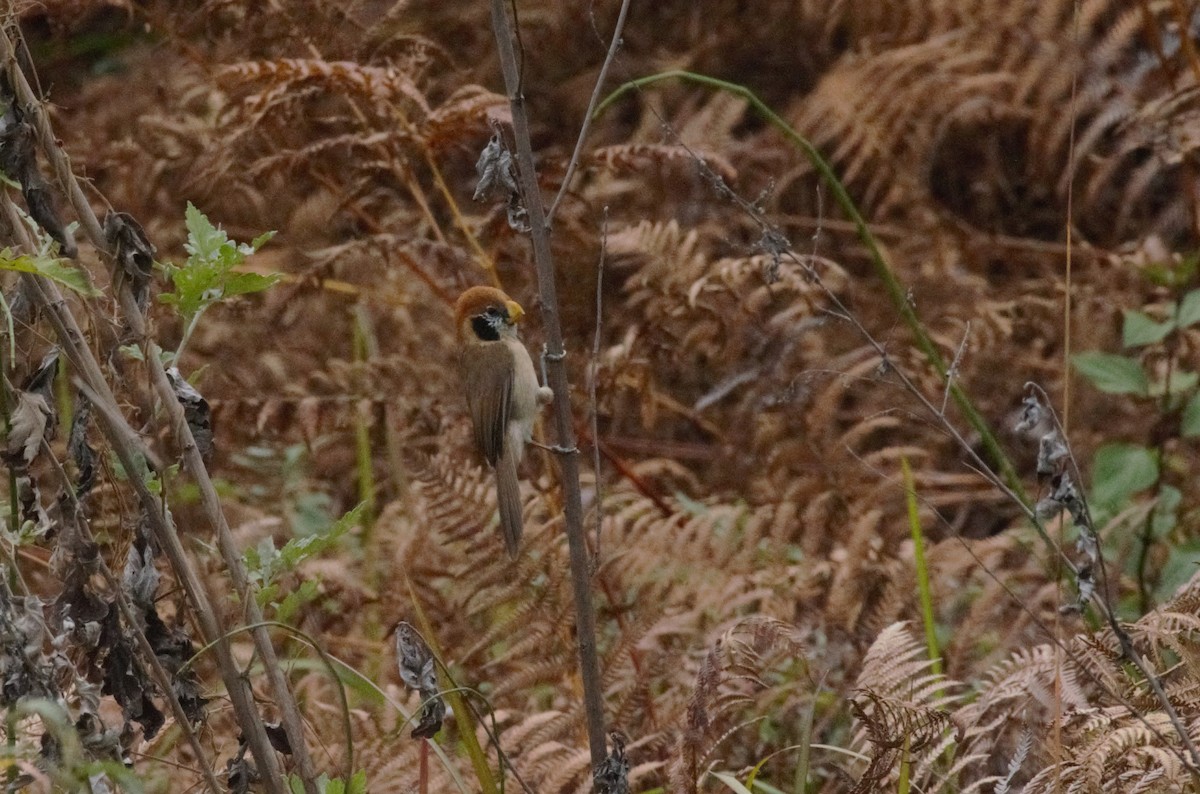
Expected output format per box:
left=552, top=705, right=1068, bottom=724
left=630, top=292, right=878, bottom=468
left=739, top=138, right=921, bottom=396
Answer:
left=599, top=218, right=849, bottom=488
left=666, top=617, right=807, bottom=794
left=218, top=58, right=431, bottom=113
left=589, top=143, right=738, bottom=185
left=848, top=622, right=996, bottom=793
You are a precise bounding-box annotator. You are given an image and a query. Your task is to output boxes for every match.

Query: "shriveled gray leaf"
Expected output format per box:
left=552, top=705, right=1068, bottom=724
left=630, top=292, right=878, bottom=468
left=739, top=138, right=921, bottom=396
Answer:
left=395, top=621, right=445, bottom=738
left=394, top=621, right=434, bottom=693
left=122, top=543, right=159, bottom=611
left=473, top=133, right=518, bottom=201
left=68, top=394, right=96, bottom=498
left=595, top=730, right=631, bottom=794
left=104, top=211, right=156, bottom=311
left=166, top=367, right=214, bottom=463
left=1014, top=394, right=1044, bottom=435
left=6, top=390, right=50, bottom=466
left=1037, top=430, right=1067, bottom=476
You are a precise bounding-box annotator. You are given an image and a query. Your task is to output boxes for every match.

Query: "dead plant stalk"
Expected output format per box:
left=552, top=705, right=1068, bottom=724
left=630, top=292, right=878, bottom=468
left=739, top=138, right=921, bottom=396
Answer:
left=0, top=190, right=286, bottom=793
left=489, top=0, right=609, bottom=778
left=0, top=26, right=320, bottom=794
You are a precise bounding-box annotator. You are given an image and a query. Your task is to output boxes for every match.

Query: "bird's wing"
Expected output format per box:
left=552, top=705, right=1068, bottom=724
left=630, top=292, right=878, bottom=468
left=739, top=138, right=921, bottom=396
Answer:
left=461, top=342, right=514, bottom=465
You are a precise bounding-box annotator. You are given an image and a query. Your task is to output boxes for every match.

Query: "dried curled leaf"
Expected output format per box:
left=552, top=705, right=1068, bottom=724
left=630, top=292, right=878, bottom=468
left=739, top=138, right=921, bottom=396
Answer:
left=67, top=394, right=96, bottom=498
left=0, top=109, right=76, bottom=258
left=167, top=368, right=214, bottom=463
left=103, top=210, right=156, bottom=311
left=5, top=390, right=50, bottom=466
left=394, top=621, right=445, bottom=739
left=595, top=730, right=631, bottom=794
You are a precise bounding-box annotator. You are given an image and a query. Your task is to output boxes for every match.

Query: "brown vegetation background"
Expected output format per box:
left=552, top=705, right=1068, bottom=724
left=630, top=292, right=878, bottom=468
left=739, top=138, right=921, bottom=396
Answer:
left=7, top=0, right=1200, bottom=791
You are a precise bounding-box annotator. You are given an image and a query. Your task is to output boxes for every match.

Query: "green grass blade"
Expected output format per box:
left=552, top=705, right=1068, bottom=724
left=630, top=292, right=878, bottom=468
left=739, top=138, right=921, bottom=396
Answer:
left=902, top=456, right=941, bottom=676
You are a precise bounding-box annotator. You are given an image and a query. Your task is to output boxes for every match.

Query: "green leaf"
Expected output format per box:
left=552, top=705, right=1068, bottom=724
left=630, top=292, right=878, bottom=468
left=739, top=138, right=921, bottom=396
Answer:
left=1072, top=352, right=1149, bottom=395
left=1122, top=309, right=1175, bottom=348
left=0, top=248, right=100, bottom=297
left=1178, top=288, right=1200, bottom=329
left=1091, top=443, right=1159, bottom=509
left=118, top=344, right=145, bottom=362
left=162, top=203, right=278, bottom=319
left=1154, top=538, right=1200, bottom=603
left=1183, top=392, right=1200, bottom=437
left=223, top=271, right=282, bottom=298
left=709, top=772, right=755, bottom=794
left=250, top=230, right=277, bottom=251
left=275, top=579, right=319, bottom=624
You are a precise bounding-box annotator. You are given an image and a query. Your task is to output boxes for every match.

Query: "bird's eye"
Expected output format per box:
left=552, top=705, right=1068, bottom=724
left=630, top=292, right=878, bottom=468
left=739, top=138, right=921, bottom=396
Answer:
left=485, top=307, right=502, bottom=318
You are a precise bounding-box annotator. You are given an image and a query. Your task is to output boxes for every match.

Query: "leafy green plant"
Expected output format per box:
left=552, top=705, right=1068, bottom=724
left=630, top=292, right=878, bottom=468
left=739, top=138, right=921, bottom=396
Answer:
left=158, top=202, right=278, bottom=364
left=244, top=502, right=366, bottom=624
left=1073, top=279, right=1200, bottom=611
left=0, top=203, right=92, bottom=299
left=289, top=770, right=368, bottom=794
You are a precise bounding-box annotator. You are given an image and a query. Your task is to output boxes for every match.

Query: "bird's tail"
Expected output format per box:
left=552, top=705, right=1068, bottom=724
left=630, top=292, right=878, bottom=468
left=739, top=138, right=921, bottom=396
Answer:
left=495, top=445, right=523, bottom=558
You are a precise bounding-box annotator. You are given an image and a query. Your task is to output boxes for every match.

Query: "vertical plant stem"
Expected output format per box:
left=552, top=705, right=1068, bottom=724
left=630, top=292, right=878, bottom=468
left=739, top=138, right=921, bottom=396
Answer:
left=546, top=0, right=633, bottom=223
left=405, top=576, right=498, bottom=794
left=489, top=0, right=609, bottom=778
left=793, top=698, right=814, bottom=794
left=419, top=739, right=429, bottom=794
left=351, top=308, right=378, bottom=534
left=901, top=457, right=940, bottom=677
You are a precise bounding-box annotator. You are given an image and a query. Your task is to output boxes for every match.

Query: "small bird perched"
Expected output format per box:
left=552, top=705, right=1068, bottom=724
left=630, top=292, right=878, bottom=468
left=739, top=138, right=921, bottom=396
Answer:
left=454, top=286, right=553, bottom=557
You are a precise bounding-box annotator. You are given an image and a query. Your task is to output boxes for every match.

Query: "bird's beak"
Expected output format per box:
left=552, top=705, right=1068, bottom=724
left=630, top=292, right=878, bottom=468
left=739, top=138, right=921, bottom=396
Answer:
left=505, top=300, right=525, bottom=323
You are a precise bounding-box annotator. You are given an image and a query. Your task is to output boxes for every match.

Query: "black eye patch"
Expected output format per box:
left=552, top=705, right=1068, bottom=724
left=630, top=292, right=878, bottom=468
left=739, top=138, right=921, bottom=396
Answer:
left=471, top=313, right=502, bottom=341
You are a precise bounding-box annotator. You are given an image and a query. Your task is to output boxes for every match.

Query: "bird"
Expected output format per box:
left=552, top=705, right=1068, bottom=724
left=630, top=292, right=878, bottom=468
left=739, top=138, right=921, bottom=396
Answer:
left=454, top=286, right=553, bottom=557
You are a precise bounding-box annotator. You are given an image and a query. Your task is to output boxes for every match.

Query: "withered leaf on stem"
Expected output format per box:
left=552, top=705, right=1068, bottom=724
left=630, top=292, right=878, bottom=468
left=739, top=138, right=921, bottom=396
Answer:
left=225, top=742, right=256, bottom=794
left=121, top=542, right=159, bottom=612
left=103, top=211, right=156, bottom=312
left=6, top=348, right=61, bottom=468
left=166, top=367, right=214, bottom=463
left=412, top=694, right=447, bottom=740
left=394, top=621, right=446, bottom=739
left=68, top=393, right=96, bottom=498
left=100, top=606, right=165, bottom=740
left=263, top=721, right=293, bottom=754
left=395, top=621, right=436, bottom=693
left=595, top=730, right=631, bottom=794
left=5, top=390, right=51, bottom=466
left=473, top=132, right=518, bottom=201
left=0, top=593, right=57, bottom=704
left=0, top=107, right=76, bottom=258
left=56, top=537, right=109, bottom=630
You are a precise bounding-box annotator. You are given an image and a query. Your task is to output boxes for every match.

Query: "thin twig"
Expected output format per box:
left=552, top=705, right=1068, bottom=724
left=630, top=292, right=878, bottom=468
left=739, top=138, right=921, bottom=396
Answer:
left=489, top=0, right=609, bottom=778
left=940, top=322, right=970, bottom=417
left=1023, top=383, right=1200, bottom=773
left=588, top=208, right=608, bottom=564
left=546, top=0, right=633, bottom=224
